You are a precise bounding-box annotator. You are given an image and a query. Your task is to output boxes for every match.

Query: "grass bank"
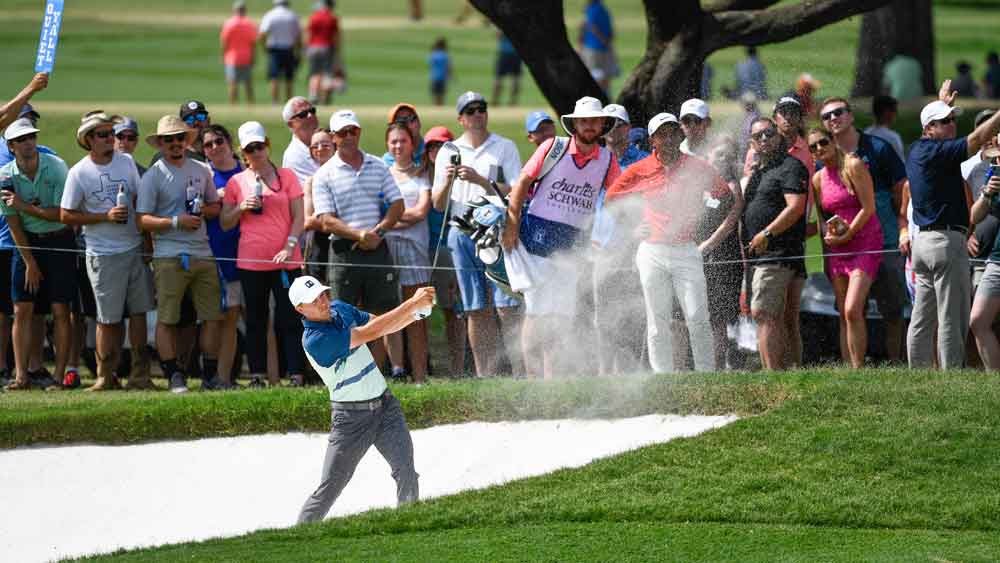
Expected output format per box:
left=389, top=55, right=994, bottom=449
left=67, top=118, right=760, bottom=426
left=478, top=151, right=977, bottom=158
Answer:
left=70, top=370, right=1000, bottom=562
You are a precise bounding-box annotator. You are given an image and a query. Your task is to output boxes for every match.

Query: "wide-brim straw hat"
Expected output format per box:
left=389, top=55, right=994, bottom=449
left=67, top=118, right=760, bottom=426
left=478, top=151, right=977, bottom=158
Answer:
left=146, top=115, right=196, bottom=148
left=76, top=111, right=123, bottom=151
left=560, top=96, right=613, bottom=135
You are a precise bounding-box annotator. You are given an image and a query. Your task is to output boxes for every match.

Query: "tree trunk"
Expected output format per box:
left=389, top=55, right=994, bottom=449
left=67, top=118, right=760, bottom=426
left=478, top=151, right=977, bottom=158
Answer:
left=851, top=0, right=935, bottom=97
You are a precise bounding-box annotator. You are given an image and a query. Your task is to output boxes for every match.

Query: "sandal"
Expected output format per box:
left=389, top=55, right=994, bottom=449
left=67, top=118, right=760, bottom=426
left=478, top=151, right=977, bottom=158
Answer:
left=4, top=379, right=31, bottom=391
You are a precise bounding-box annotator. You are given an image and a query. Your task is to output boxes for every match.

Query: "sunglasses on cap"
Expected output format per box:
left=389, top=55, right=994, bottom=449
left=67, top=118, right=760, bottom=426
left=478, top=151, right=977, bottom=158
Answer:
left=10, top=133, right=37, bottom=144
left=820, top=106, right=849, bottom=121
left=203, top=138, right=228, bottom=149
left=183, top=113, right=209, bottom=126
left=808, top=137, right=831, bottom=152
left=115, top=133, right=138, bottom=142
left=462, top=104, right=487, bottom=116
left=160, top=133, right=186, bottom=144
left=291, top=107, right=317, bottom=120
left=932, top=116, right=956, bottom=126
left=243, top=142, right=267, bottom=153
left=751, top=128, right=778, bottom=142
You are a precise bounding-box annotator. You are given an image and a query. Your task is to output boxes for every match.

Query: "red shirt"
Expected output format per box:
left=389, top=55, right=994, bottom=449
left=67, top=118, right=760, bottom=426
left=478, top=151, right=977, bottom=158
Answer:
left=307, top=9, right=339, bottom=48
left=220, top=15, right=258, bottom=66
left=605, top=153, right=729, bottom=245
left=523, top=137, right=621, bottom=187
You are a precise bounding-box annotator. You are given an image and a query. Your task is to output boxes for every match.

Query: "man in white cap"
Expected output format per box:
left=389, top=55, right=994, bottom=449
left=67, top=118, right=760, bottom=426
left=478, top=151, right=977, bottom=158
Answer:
left=906, top=80, right=1000, bottom=368
left=60, top=111, right=157, bottom=391
left=603, top=113, right=733, bottom=374
left=0, top=118, right=75, bottom=391
left=311, top=109, right=404, bottom=373
left=501, top=96, right=620, bottom=378
left=280, top=96, right=320, bottom=183
left=678, top=98, right=713, bottom=157
left=291, top=275, right=432, bottom=523
left=432, top=91, right=523, bottom=378
left=137, top=115, right=224, bottom=393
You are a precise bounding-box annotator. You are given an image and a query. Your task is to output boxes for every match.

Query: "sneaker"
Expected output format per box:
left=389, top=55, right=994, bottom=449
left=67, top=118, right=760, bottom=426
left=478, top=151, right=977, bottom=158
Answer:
left=169, top=372, right=189, bottom=394
left=29, top=368, right=59, bottom=389
left=200, top=376, right=225, bottom=391
left=248, top=376, right=267, bottom=389
left=62, top=369, right=81, bottom=389
left=390, top=367, right=408, bottom=382
left=0, top=368, right=11, bottom=387
left=4, top=379, right=31, bottom=391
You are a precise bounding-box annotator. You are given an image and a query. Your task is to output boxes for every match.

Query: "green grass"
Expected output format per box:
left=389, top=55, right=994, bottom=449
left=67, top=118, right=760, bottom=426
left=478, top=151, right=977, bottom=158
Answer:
left=57, top=370, right=1000, bottom=562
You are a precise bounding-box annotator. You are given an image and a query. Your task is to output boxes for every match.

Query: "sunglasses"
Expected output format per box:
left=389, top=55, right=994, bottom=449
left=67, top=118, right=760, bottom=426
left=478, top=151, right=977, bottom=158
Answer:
left=183, top=113, right=209, bottom=126
left=932, top=116, right=956, bottom=126
left=115, top=133, right=138, bottom=142
left=92, top=129, right=115, bottom=140
left=291, top=107, right=317, bottom=120
left=820, top=107, right=849, bottom=121
left=336, top=127, right=359, bottom=137
left=10, top=133, right=37, bottom=144
left=462, top=105, right=488, bottom=116
left=203, top=138, right=228, bottom=149
left=243, top=142, right=267, bottom=153
left=808, top=137, right=831, bottom=152
left=161, top=133, right=187, bottom=144
left=751, top=128, right=778, bottom=142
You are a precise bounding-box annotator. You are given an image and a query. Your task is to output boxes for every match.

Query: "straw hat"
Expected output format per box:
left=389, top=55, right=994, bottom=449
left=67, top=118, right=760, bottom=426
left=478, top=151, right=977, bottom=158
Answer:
left=76, top=111, right=123, bottom=151
left=146, top=115, right=195, bottom=148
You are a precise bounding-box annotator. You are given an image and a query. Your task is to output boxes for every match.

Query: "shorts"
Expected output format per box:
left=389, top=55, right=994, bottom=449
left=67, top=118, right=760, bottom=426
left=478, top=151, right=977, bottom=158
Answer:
left=223, top=280, right=244, bottom=309
left=447, top=228, right=519, bottom=312
left=580, top=46, right=616, bottom=79
left=307, top=46, right=333, bottom=75
left=975, top=262, right=1000, bottom=299
left=0, top=249, right=12, bottom=315
left=495, top=52, right=522, bottom=77
left=750, top=263, right=797, bottom=317
left=386, top=236, right=431, bottom=287
left=521, top=255, right=579, bottom=317
left=328, top=241, right=400, bottom=312
left=430, top=246, right=459, bottom=311
left=86, top=248, right=155, bottom=324
left=430, top=79, right=446, bottom=97
left=867, top=251, right=906, bottom=319
left=12, top=229, right=78, bottom=311
left=267, top=47, right=297, bottom=80
left=152, top=257, right=223, bottom=324
left=224, top=64, right=252, bottom=83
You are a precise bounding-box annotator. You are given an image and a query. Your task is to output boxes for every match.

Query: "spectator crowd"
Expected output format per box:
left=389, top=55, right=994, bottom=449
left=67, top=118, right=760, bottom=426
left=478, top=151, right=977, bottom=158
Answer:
left=2, top=63, right=1000, bottom=392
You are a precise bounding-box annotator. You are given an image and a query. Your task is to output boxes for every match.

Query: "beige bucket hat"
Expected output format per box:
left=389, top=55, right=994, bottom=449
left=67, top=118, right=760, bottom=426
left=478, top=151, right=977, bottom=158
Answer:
left=145, top=115, right=195, bottom=148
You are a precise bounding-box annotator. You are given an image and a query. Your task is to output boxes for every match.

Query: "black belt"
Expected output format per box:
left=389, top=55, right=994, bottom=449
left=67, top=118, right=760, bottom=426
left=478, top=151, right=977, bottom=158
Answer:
left=331, top=390, right=389, bottom=411
left=330, top=238, right=387, bottom=255
left=923, top=224, right=968, bottom=236
left=28, top=227, right=73, bottom=240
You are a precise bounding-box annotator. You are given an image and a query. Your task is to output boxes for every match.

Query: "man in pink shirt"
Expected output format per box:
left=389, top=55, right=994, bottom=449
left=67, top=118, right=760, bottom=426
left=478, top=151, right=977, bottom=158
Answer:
left=502, top=96, right=620, bottom=379
left=220, top=1, right=258, bottom=105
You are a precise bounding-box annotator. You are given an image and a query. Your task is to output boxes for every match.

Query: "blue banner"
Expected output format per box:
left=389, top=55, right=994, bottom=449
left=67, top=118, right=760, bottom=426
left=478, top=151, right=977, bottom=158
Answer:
left=34, top=0, right=65, bottom=73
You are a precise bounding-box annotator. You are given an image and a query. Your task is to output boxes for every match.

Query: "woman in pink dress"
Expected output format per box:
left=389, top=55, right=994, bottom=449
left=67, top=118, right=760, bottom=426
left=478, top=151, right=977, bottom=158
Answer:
left=808, top=127, right=882, bottom=368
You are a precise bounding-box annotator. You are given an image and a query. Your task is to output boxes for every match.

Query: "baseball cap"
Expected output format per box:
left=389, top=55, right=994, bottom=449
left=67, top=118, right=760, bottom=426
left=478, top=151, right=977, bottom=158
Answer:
left=773, top=96, right=802, bottom=114
left=388, top=103, right=418, bottom=124
left=237, top=121, right=267, bottom=149
left=179, top=100, right=208, bottom=120
left=456, top=91, right=487, bottom=115
left=525, top=110, right=553, bottom=134
left=423, top=126, right=454, bottom=145
left=920, top=100, right=962, bottom=128
left=975, top=109, right=996, bottom=128
left=3, top=118, right=40, bottom=142
left=602, top=104, right=629, bottom=125
left=330, top=110, right=361, bottom=133
left=288, top=275, right=331, bottom=307
left=114, top=117, right=140, bottom=136
left=679, top=98, right=710, bottom=120
left=647, top=113, right=679, bottom=136
left=18, top=104, right=40, bottom=121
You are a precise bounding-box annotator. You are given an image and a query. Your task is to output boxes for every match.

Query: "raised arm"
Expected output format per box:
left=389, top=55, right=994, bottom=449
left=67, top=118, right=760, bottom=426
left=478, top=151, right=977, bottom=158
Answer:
left=349, top=287, right=435, bottom=348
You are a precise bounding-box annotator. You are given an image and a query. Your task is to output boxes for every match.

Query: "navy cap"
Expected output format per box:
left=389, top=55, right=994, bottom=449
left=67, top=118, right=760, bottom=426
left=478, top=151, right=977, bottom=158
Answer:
left=113, top=117, right=140, bottom=136
left=18, top=104, right=40, bottom=121
left=525, top=110, right=553, bottom=133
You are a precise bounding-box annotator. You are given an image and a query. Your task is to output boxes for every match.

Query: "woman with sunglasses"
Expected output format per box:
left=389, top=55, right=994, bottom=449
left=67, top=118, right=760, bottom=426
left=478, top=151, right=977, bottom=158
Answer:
left=807, top=127, right=881, bottom=368
left=201, top=125, right=243, bottom=388
left=221, top=121, right=307, bottom=387
left=302, top=128, right=335, bottom=282
left=383, top=122, right=432, bottom=384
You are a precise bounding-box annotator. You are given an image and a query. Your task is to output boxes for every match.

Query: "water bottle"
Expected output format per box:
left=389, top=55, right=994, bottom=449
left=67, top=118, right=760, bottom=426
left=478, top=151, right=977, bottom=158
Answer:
left=987, top=163, right=1000, bottom=206
left=190, top=191, right=203, bottom=217
left=185, top=178, right=197, bottom=215
left=252, top=175, right=264, bottom=215
left=115, top=183, right=128, bottom=224
left=377, top=190, right=389, bottom=218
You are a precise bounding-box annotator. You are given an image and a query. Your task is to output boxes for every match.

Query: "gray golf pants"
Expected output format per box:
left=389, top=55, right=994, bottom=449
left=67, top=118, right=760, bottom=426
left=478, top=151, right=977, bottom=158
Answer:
left=297, top=390, right=419, bottom=524
left=907, top=229, right=971, bottom=369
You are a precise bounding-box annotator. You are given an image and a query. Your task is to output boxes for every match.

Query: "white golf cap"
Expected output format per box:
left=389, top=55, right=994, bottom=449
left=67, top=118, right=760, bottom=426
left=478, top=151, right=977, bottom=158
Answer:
left=679, top=98, right=710, bottom=120
left=330, top=109, right=361, bottom=133
left=920, top=100, right=963, bottom=128
left=288, top=275, right=331, bottom=307
left=647, top=113, right=680, bottom=136
left=602, top=103, right=630, bottom=124
left=3, top=118, right=40, bottom=142
left=560, top=96, right=610, bottom=134
left=237, top=121, right=267, bottom=149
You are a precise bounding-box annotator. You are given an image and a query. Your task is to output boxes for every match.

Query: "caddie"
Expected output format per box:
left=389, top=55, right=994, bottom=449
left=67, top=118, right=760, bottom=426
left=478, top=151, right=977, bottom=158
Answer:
left=291, top=275, right=433, bottom=524
left=501, top=96, right=621, bottom=379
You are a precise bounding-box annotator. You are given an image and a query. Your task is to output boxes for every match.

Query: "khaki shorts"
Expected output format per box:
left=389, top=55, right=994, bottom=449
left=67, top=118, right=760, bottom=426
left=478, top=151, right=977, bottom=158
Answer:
left=152, top=257, right=223, bottom=324
left=751, top=264, right=796, bottom=317
left=86, top=249, right=155, bottom=324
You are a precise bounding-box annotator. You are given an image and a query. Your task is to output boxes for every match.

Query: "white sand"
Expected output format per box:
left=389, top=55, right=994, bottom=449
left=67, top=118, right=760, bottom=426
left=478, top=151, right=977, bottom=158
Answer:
left=0, top=414, right=735, bottom=562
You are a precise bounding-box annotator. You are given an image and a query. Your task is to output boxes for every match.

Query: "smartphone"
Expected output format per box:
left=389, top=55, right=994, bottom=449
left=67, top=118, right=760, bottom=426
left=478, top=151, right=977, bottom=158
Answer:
left=826, top=214, right=848, bottom=236
left=450, top=153, right=461, bottom=166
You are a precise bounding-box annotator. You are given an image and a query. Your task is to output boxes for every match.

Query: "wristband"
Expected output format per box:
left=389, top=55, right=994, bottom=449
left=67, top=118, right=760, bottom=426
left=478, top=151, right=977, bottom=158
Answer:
left=286, top=235, right=298, bottom=247
left=171, top=216, right=179, bottom=230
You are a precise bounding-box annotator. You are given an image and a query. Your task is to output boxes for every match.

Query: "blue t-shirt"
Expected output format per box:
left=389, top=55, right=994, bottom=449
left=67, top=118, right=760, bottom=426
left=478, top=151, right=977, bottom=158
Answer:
left=582, top=1, right=612, bottom=51
left=302, top=300, right=371, bottom=368
left=907, top=137, right=969, bottom=229
left=208, top=163, right=242, bottom=282
left=428, top=48, right=450, bottom=83
left=0, top=144, right=57, bottom=249
left=855, top=133, right=907, bottom=248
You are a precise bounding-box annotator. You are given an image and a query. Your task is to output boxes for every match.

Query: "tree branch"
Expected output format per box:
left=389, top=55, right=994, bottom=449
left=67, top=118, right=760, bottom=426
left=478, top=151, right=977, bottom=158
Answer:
left=703, top=0, right=780, bottom=13
left=704, top=0, right=893, bottom=52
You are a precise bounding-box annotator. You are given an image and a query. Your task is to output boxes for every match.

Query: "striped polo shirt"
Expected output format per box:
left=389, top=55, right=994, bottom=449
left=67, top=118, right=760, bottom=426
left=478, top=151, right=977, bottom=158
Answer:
left=311, top=150, right=402, bottom=240
left=302, top=300, right=387, bottom=402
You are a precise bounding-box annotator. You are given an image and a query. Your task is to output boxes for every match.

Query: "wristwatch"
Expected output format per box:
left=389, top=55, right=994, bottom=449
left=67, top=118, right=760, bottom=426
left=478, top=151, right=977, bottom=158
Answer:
left=374, top=227, right=386, bottom=238
left=763, top=228, right=774, bottom=240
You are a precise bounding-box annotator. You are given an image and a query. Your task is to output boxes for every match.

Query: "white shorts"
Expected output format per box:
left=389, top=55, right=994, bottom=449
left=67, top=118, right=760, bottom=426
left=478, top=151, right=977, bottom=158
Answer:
left=520, top=253, right=580, bottom=317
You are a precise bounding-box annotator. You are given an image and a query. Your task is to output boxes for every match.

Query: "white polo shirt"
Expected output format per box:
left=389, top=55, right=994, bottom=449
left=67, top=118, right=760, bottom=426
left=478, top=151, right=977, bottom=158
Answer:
left=433, top=132, right=521, bottom=206
left=259, top=5, right=300, bottom=49
left=282, top=135, right=319, bottom=184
